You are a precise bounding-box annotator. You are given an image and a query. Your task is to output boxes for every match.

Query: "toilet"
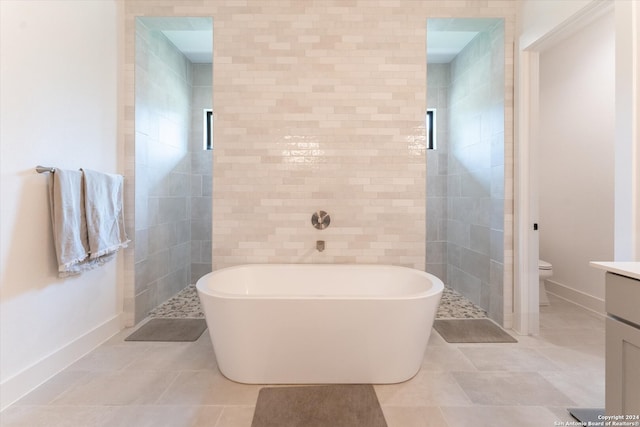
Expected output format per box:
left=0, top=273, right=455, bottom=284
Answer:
left=538, top=259, right=553, bottom=306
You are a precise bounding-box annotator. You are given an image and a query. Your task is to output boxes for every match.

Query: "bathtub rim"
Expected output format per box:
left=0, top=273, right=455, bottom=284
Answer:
left=196, top=263, right=444, bottom=301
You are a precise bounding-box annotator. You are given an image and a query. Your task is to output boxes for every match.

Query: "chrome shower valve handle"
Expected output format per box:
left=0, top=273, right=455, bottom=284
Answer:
left=311, top=210, right=330, bottom=230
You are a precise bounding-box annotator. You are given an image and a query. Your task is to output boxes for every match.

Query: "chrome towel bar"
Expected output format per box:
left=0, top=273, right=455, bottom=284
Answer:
left=35, top=165, right=56, bottom=174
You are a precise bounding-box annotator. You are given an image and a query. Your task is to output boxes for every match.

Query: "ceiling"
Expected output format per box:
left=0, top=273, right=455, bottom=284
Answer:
left=427, top=30, right=479, bottom=63
left=138, top=17, right=213, bottom=63
left=162, top=30, right=213, bottom=63
left=427, top=18, right=502, bottom=63
left=138, top=17, right=501, bottom=65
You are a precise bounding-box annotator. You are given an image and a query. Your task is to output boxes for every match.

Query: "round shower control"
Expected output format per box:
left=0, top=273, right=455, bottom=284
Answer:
left=311, top=211, right=330, bottom=230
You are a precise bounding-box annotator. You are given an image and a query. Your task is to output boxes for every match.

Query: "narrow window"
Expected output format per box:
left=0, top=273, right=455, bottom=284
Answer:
left=426, top=109, right=436, bottom=150
left=203, top=109, right=213, bottom=150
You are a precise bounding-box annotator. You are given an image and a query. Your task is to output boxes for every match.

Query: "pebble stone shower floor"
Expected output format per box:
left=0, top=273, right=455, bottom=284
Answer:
left=148, top=284, right=488, bottom=320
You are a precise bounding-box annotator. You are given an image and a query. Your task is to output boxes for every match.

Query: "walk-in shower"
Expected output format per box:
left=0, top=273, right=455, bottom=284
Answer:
left=426, top=18, right=506, bottom=323
left=133, top=17, right=213, bottom=322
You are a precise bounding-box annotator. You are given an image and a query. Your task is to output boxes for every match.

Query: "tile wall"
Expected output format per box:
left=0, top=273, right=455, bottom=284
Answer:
left=447, top=21, right=506, bottom=323
left=426, top=63, right=450, bottom=283
left=121, top=0, right=516, bottom=327
left=134, top=19, right=193, bottom=322
left=190, top=64, right=213, bottom=283
left=210, top=6, right=428, bottom=269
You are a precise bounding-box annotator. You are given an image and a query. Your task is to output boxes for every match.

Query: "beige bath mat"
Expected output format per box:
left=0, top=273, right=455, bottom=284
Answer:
left=124, top=318, right=207, bottom=342
left=434, top=318, right=517, bottom=343
left=251, top=384, right=387, bottom=427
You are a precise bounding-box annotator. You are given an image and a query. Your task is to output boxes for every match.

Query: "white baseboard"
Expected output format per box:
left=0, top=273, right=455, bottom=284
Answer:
left=0, top=314, right=122, bottom=411
left=544, top=279, right=605, bottom=316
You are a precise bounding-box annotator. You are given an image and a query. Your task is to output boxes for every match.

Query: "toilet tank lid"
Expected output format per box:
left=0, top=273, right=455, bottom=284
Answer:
left=539, top=260, right=552, bottom=270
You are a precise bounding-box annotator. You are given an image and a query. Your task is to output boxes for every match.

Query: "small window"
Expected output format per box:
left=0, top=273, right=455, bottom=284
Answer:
left=426, top=109, right=436, bottom=150
left=203, top=109, right=213, bottom=150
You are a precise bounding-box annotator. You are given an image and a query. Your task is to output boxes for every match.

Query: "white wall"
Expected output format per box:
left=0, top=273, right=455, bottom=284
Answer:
left=0, top=0, right=121, bottom=409
left=614, top=0, right=640, bottom=261
left=538, top=10, right=615, bottom=303
left=519, top=0, right=594, bottom=49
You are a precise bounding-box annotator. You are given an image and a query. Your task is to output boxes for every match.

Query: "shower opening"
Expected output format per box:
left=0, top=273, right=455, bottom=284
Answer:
left=426, top=18, right=506, bottom=324
left=133, top=17, right=213, bottom=323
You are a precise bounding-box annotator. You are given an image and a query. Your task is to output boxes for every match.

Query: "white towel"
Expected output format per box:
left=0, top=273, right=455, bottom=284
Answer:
left=48, top=168, right=129, bottom=277
left=81, top=168, right=130, bottom=260
left=49, top=169, right=90, bottom=276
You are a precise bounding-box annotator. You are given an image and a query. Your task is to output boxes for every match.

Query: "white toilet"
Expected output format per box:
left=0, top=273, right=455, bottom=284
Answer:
left=538, top=259, right=553, bottom=306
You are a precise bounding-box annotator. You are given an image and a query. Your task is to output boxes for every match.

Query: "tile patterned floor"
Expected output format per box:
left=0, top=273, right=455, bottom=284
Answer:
left=0, top=295, right=604, bottom=427
left=148, top=285, right=488, bottom=320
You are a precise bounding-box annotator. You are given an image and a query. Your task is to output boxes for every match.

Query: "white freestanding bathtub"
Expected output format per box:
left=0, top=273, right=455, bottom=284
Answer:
left=196, top=264, right=443, bottom=384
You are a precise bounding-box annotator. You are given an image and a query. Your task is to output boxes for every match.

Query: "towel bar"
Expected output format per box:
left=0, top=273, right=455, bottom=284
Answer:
left=36, top=165, right=56, bottom=173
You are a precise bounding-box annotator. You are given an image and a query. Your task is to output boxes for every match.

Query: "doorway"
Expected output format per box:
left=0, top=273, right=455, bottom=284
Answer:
left=516, top=1, right=617, bottom=335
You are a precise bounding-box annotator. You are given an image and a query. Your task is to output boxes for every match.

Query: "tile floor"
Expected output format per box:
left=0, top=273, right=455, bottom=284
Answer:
left=0, top=294, right=604, bottom=427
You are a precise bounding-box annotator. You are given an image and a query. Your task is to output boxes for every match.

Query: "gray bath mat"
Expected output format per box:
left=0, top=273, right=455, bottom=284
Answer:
left=251, top=384, right=387, bottom=427
left=124, top=318, right=207, bottom=342
left=434, top=318, right=517, bottom=343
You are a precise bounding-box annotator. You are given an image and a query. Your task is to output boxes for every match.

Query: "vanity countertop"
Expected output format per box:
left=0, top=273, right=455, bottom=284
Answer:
left=590, top=261, right=640, bottom=281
